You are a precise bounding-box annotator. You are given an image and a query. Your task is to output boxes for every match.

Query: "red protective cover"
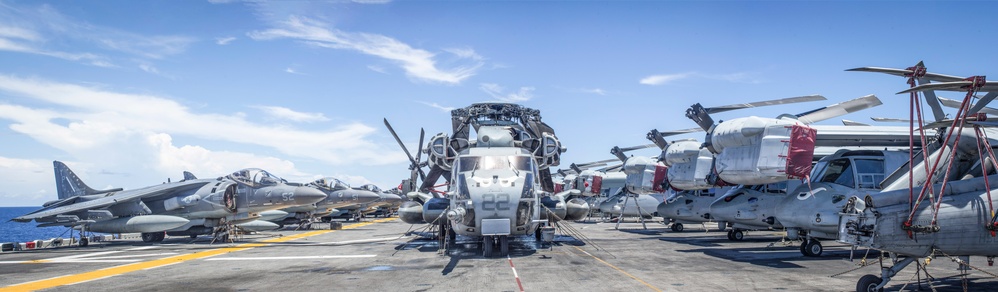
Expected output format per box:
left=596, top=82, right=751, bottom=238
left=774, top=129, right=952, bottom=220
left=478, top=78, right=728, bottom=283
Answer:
left=652, top=165, right=668, bottom=192
left=554, top=183, right=564, bottom=193
left=590, top=176, right=602, bottom=194
left=786, top=124, right=817, bottom=179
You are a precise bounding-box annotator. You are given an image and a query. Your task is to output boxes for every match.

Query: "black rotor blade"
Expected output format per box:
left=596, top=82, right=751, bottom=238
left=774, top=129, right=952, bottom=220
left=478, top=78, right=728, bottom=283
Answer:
left=413, top=128, right=426, bottom=181
left=383, top=118, right=424, bottom=180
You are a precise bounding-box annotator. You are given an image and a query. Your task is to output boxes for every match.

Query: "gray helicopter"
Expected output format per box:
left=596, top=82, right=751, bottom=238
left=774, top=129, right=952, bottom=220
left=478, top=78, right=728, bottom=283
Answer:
left=835, top=63, right=998, bottom=291
left=385, top=103, right=566, bottom=257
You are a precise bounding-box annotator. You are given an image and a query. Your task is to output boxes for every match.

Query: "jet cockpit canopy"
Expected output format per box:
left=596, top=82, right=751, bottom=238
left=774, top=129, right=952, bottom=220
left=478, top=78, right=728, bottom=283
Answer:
left=229, top=168, right=285, bottom=186
left=358, top=184, right=383, bottom=193
left=313, top=177, right=351, bottom=191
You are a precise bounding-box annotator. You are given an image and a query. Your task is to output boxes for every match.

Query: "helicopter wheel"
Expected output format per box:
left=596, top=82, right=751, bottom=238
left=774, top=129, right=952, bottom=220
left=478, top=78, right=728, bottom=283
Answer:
left=726, top=230, right=734, bottom=240
left=671, top=223, right=684, bottom=232
left=499, top=235, right=509, bottom=257
left=482, top=236, right=494, bottom=258
left=856, top=274, right=883, bottom=292
left=799, top=240, right=809, bottom=256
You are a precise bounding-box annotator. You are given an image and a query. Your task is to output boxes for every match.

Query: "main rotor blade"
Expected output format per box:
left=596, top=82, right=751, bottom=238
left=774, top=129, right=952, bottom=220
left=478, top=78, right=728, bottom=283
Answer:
left=705, top=95, right=826, bottom=114
left=413, top=128, right=426, bottom=181
left=846, top=68, right=965, bottom=82
left=937, top=96, right=998, bottom=116
left=574, top=159, right=619, bottom=168
left=795, top=95, right=882, bottom=124
left=647, top=127, right=703, bottom=149
left=841, top=119, right=870, bottom=126
left=871, top=117, right=912, bottom=123
left=383, top=118, right=422, bottom=175
left=897, top=81, right=998, bottom=94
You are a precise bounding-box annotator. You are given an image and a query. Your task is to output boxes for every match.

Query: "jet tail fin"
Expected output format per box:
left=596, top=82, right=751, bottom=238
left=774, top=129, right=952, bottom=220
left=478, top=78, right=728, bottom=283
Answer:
left=183, top=171, right=197, bottom=181
left=53, top=161, right=120, bottom=199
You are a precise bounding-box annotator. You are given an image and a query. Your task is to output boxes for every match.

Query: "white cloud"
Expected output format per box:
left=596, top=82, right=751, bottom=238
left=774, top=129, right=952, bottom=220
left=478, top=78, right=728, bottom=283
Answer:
left=248, top=16, right=483, bottom=85
left=0, top=3, right=193, bottom=66
left=216, top=36, right=237, bottom=45
left=418, top=101, right=455, bottom=112
left=580, top=88, right=607, bottom=95
left=640, top=73, right=692, bottom=85
left=367, top=65, right=387, bottom=74
left=640, top=72, right=763, bottom=86
left=0, top=75, right=404, bottom=166
left=480, top=83, right=534, bottom=102
left=251, top=105, right=329, bottom=122
left=139, top=63, right=160, bottom=74
left=285, top=67, right=305, bottom=75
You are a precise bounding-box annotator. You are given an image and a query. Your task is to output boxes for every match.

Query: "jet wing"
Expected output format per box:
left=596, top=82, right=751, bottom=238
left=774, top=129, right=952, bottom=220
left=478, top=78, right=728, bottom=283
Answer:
left=14, top=180, right=210, bottom=222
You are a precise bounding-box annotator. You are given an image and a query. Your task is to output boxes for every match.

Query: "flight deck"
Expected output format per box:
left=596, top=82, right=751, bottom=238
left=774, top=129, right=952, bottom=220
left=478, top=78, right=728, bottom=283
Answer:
left=2, top=218, right=996, bottom=291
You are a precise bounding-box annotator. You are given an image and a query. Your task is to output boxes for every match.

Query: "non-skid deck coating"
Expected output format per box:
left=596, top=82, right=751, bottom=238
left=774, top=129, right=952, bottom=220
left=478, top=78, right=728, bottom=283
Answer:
left=2, top=218, right=997, bottom=291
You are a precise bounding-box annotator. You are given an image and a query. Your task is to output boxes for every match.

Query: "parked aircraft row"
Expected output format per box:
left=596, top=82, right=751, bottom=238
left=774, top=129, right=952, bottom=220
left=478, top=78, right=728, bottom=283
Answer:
left=12, top=162, right=402, bottom=245
left=550, top=62, right=998, bottom=292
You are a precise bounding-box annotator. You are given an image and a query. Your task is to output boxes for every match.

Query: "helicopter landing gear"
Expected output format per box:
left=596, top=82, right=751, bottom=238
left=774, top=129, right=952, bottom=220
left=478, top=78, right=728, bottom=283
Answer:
left=499, top=235, right=509, bottom=257
left=856, top=275, right=883, bottom=292
left=671, top=223, right=684, bottom=232
left=483, top=235, right=494, bottom=258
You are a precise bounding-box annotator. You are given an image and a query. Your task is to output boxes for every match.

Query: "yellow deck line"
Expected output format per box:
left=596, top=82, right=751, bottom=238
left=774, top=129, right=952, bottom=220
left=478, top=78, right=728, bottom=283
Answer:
left=572, top=246, right=662, bottom=292
left=0, top=218, right=397, bottom=292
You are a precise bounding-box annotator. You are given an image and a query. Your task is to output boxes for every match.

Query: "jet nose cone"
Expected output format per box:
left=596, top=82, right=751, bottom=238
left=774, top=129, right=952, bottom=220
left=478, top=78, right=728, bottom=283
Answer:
left=294, top=187, right=327, bottom=205
left=358, top=191, right=381, bottom=203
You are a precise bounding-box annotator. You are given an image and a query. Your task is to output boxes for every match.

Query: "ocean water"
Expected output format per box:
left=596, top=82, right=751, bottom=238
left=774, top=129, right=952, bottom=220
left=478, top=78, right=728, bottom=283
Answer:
left=0, top=207, right=82, bottom=243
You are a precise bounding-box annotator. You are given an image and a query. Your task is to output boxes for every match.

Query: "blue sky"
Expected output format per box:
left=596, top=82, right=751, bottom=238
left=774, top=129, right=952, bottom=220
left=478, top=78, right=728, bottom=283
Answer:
left=1, top=0, right=995, bottom=206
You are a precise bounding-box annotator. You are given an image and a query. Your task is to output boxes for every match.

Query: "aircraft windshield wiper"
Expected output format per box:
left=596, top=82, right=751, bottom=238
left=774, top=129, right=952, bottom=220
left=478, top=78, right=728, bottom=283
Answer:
left=509, top=157, right=520, bottom=177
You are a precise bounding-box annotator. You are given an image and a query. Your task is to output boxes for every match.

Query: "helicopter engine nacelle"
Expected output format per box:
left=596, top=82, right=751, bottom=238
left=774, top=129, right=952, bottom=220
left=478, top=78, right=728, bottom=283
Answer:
left=574, top=171, right=603, bottom=197
left=665, top=140, right=715, bottom=190
left=710, top=116, right=816, bottom=185
left=397, top=201, right=425, bottom=224
left=623, top=156, right=668, bottom=195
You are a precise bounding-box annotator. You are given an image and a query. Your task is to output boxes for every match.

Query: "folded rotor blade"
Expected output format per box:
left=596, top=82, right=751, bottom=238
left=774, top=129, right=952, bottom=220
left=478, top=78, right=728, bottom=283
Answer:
left=646, top=127, right=703, bottom=149
left=705, top=95, right=826, bottom=114
left=841, top=119, right=870, bottom=126
left=383, top=118, right=425, bottom=181
left=796, top=95, right=882, bottom=124
left=846, top=66, right=965, bottom=82
left=937, top=96, right=998, bottom=116
left=871, top=117, right=912, bottom=123
left=897, top=81, right=998, bottom=94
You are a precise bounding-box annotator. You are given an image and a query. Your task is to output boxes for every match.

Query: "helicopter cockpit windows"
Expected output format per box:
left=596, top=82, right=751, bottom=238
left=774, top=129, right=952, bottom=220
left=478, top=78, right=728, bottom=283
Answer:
left=854, top=159, right=885, bottom=189
left=457, top=156, right=534, bottom=173
left=815, top=158, right=855, bottom=188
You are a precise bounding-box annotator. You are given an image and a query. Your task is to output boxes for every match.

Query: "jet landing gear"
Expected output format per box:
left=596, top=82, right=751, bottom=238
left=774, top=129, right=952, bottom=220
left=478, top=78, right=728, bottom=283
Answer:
left=482, top=235, right=510, bottom=258
left=800, top=239, right=823, bottom=257
left=670, top=223, right=685, bottom=232
left=855, top=256, right=915, bottom=292
left=726, top=229, right=745, bottom=241
left=141, top=232, right=165, bottom=243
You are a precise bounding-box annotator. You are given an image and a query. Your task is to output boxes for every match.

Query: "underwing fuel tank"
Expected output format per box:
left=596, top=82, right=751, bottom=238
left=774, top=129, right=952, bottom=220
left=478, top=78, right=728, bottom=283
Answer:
left=236, top=220, right=280, bottom=232
left=398, top=201, right=425, bottom=224
left=84, top=215, right=189, bottom=233
left=422, top=197, right=450, bottom=224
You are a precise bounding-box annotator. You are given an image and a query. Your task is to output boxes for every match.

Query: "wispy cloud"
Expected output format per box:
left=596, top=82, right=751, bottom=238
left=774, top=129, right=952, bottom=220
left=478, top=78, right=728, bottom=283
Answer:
left=139, top=63, right=160, bottom=74
left=640, top=72, right=763, bottom=86
left=0, top=75, right=404, bottom=167
left=248, top=16, right=483, bottom=85
left=285, top=67, right=305, bottom=75
left=418, top=101, right=455, bottom=112
left=216, top=36, right=236, bottom=45
left=640, top=73, right=692, bottom=85
left=367, top=65, right=387, bottom=74
left=251, top=105, right=329, bottom=122
left=480, top=83, right=534, bottom=102
left=0, top=3, right=194, bottom=67
left=580, top=88, right=607, bottom=95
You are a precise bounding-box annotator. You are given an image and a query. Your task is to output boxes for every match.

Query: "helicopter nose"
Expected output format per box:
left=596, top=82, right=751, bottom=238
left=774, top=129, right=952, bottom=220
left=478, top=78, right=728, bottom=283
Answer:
left=293, top=187, right=327, bottom=205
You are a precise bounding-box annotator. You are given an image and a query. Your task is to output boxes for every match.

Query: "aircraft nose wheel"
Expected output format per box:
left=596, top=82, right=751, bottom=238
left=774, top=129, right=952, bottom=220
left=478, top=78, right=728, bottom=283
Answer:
left=671, top=223, right=684, bottom=232
left=856, top=274, right=883, bottom=292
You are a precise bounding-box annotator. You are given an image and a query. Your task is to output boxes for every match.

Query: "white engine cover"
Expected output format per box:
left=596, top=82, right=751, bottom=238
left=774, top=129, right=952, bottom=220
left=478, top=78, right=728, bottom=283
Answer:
left=711, top=116, right=814, bottom=185
left=666, top=141, right=714, bottom=190
left=623, top=156, right=666, bottom=195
